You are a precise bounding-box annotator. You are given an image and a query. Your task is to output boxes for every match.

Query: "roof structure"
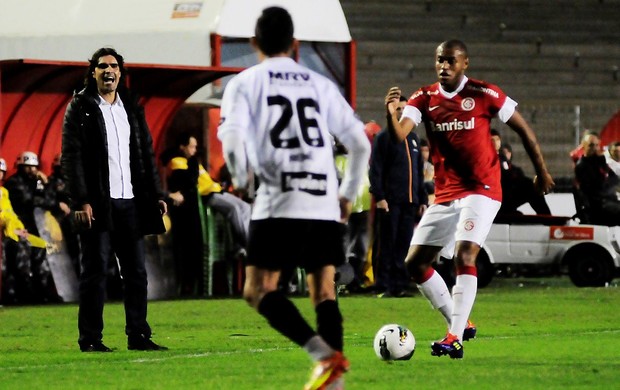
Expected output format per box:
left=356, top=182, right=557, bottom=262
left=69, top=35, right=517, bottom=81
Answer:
left=0, top=0, right=353, bottom=174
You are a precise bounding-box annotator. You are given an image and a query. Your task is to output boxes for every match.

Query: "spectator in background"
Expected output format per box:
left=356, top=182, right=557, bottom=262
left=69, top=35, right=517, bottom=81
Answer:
left=162, top=133, right=251, bottom=296
left=334, top=144, right=368, bottom=292
left=47, top=153, right=81, bottom=275
left=604, top=140, right=620, bottom=176
left=491, top=129, right=551, bottom=216
left=574, top=132, right=620, bottom=225
left=3, top=151, right=56, bottom=302
left=1, top=157, right=39, bottom=304
left=62, top=47, right=168, bottom=352
left=420, top=138, right=435, bottom=204
left=161, top=133, right=204, bottom=296
left=570, top=129, right=599, bottom=166
left=370, top=95, right=428, bottom=298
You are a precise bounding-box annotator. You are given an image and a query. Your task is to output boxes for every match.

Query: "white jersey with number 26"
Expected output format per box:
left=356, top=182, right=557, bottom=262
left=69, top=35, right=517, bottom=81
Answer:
left=218, top=57, right=370, bottom=221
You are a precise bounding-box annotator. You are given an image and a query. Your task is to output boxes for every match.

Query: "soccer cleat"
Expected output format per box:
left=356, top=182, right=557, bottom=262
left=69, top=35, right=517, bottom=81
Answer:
left=462, top=320, right=477, bottom=342
left=431, top=333, right=463, bottom=359
left=303, top=351, right=350, bottom=390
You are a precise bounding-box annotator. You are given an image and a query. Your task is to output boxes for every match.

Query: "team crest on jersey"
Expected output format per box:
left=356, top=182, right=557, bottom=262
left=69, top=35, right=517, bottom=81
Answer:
left=461, top=97, right=475, bottom=111
left=464, top=219, right=475, bottom=231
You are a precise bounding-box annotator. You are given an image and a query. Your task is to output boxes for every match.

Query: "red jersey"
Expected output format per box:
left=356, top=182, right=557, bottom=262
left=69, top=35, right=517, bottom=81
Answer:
left=403, top=76, right=517, bottom=203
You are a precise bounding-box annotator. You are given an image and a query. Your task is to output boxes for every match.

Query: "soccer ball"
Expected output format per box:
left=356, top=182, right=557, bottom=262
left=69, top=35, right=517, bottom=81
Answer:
left=373, top=324, right=416, bottom=361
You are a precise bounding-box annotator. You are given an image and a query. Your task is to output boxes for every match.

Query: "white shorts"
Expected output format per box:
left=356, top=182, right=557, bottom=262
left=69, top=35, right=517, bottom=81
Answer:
left=410, top=194, right=501, bottom=258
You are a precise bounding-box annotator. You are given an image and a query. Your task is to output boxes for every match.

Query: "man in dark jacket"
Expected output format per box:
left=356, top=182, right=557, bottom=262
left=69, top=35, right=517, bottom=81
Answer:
left=369, top=96, right=428, bottom=297
left=574, top=132, right=620, bottom=225
left=62, top=47, right=167, bottom=352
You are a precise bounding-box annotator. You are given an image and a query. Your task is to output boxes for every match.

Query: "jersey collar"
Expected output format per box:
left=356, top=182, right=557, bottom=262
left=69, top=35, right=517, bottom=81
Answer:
left=438, top=75, right=468, bottom=99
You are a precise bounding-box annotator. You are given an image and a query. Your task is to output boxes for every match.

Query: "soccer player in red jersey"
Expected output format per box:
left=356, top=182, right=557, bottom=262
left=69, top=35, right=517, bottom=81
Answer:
left=385, top=40, right=554, bottom=359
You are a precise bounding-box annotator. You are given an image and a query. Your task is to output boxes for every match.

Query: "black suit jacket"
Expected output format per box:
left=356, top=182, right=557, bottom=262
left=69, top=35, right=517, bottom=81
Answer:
left=61, top=87, right=164, bottom=235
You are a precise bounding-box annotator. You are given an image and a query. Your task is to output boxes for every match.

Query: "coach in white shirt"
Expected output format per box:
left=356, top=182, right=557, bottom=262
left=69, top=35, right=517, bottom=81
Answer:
left=62, top=47, right=168, bottom=353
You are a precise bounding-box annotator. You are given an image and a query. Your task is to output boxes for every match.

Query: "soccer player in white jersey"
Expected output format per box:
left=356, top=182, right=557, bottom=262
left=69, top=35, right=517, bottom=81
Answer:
left=385, top=40, right=554, bottom=359
left=217, top=7, right=370, bottom=389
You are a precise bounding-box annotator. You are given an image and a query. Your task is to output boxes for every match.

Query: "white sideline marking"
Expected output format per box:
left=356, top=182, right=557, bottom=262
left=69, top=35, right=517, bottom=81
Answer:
left=1, top=329, right=619, bottom=371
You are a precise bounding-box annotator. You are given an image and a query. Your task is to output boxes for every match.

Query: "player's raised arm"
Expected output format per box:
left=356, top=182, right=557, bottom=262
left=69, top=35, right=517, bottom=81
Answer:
left=385, top=87, right=415, bottom=142
left=506, top=110, right=555, bottom=195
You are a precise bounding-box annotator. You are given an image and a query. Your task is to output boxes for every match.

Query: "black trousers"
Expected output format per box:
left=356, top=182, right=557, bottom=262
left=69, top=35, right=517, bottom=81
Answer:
left=77, top=199, right=150, bottom=345
left=373, top=202, right=416, bottom=293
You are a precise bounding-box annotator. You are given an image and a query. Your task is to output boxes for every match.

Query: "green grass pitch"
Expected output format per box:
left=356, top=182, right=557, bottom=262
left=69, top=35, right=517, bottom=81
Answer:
left=0, top=278, right=618, bottom=389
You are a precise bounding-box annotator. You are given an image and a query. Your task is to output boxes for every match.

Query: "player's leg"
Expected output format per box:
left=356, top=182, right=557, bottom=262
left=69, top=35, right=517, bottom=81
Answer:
left=432, top=195, right=500, bottom=358
left=244, top=265, right=318, bottom=347
left=307, top=265, right=340, bottom=350
left=408, top=203, right=457, bottom=326
left=449, top=240, right=481, bottom=342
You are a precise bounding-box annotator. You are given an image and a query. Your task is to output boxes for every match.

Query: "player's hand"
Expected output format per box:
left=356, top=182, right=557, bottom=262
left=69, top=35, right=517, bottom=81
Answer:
left=385, top=87, right=402, bottom=116
left=339, top=196, right=352, bottom=223
left=533, top=172, right=555, bottom=195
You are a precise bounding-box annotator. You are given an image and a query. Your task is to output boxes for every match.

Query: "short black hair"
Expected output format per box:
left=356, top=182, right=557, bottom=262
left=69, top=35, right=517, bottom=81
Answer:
left=501, top=143, right=512, bottom=153
left=175, top=132, right=195, bottom=148
left=399, top=95, right=407, bottom=102
left=438, top=39, right=468, bottom=58
left=490, top=128, right=501, bottom=137
left=255, top=7, right=294, bottom=56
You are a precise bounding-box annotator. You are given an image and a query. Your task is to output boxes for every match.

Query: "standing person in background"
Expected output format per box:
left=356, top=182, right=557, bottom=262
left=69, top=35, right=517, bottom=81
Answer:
left=574, top=132, right=620, bottom=225
left=47, top=153, right=81, bottom=275
left=62, top=47, right=168, bottom=352
left=385, top=39, right=554, bottom=359
left=419, top=138, right=435, bottom=204
left=217, top=7, right=370, bottom=389
left=604, top=140, right=620, bottom=176
left=161, top=133, right=204, bottom=296
left=369, top=95, right=428, bottom=298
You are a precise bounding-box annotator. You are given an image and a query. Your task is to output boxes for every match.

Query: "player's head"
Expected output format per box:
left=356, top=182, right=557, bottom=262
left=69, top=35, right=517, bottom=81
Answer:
left=435, top=39, right=469, bottom=92
left=84, top=47, right=127, bottom=96
left=253, top=7, right=295, bottom=56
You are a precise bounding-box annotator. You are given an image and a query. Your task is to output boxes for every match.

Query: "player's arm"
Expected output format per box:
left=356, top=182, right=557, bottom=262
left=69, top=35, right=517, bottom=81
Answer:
left=220, top=132, right=249, bottom=192
left=217, top=79, right=250, bottom=192
left=506, top=111, right=555, bottom=194
left=385, top=87, right=415, bottom=142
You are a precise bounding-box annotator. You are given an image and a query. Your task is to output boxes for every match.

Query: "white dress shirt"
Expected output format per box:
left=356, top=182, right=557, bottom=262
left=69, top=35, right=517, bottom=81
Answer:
left=98, top=95, right=134, bottom=199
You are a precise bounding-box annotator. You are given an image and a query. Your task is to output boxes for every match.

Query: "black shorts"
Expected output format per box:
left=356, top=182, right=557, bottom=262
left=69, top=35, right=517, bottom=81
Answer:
left=247, top=218, right=346, bottom=273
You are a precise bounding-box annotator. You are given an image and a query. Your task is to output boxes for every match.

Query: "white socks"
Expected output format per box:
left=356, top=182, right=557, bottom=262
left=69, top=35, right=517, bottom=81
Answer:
left=417, top=269, right=453, bottom=327
left=303, top=335, right=335, bottom=361
left=417, top=270, right=478, bottom=340
left=449, top=274, right=477, bottom=340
